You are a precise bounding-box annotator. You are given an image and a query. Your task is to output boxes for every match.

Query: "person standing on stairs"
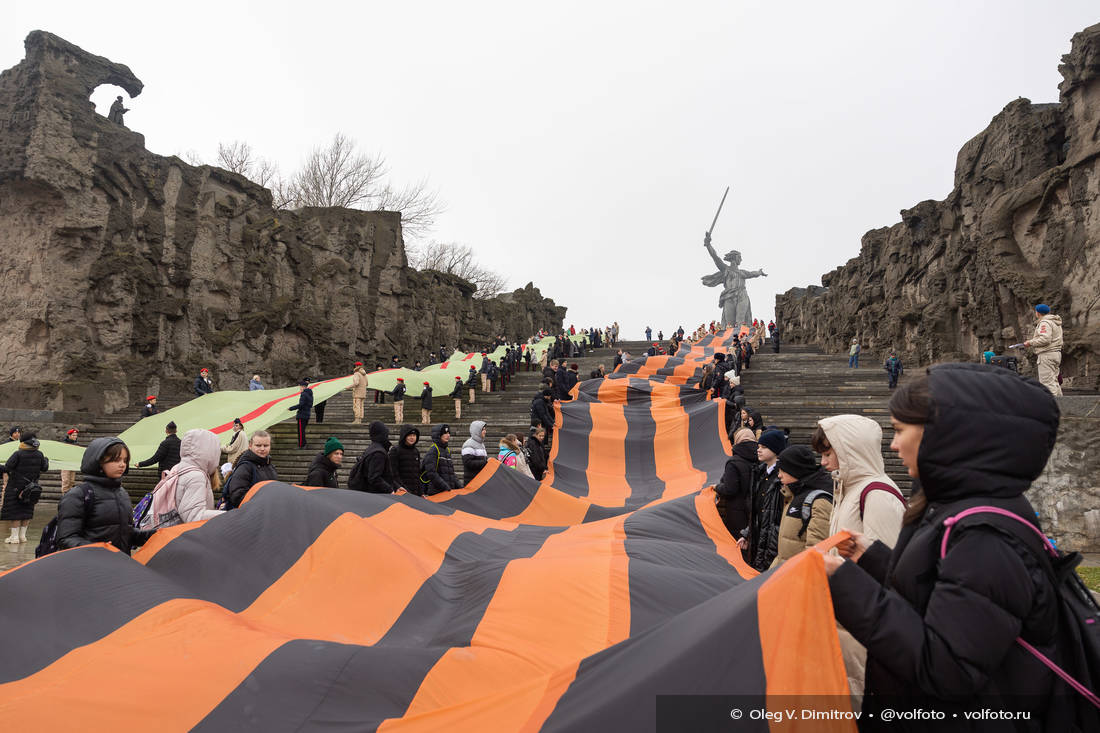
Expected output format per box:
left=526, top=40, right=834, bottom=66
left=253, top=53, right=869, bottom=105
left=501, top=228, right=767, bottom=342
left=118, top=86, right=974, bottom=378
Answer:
left=812, top=414, right=905, bottom=701
left=467, top=366, right=478, bottom=404
left=288, top=378, right=314, bottom=448
left=305, top=437, right=344, bottom=488
left=389, top=425, right=421, bottom=494
left=223, top=431, right=278, bottom=509
left=1024, top=303, right=1063, bottom=397
left=137, top=421, right=182, bottom=476
left=420, top=381, right=433, bottom=425
left=461, top=420, right=489, bottom=486
left=770, top=445, right=833, bottom=568
left=823, top=366, right=1066, bottom=727
left=420, top=424, right=457, bottom=495
left=194, top=368, right=214, bottom=396
left=223, top=418, right=248, bottom=466
left=884, top=352, right=903, bottom=389
left=451, top=376, right=464, bottom=420
left=848, top=338, right=861, bottom=368
left=350, top=362, right=368, bottom=424
left=372, top=364, right=387, bottom=404
left=59, top=428, right=80, bottom=495
left=392, top=377, right=406, bottom=424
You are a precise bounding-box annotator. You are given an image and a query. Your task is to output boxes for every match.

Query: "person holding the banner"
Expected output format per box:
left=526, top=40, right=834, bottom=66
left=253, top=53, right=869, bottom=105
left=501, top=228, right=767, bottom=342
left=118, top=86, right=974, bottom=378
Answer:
left=824, top=365, right=1069, bottom=726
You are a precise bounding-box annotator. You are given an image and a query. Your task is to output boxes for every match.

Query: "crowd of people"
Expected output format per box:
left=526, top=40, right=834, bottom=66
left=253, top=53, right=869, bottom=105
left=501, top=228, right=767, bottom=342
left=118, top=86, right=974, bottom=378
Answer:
left=701, top=322, right=1088, bottom=724
left=4, top=314, right=1090, bottom=725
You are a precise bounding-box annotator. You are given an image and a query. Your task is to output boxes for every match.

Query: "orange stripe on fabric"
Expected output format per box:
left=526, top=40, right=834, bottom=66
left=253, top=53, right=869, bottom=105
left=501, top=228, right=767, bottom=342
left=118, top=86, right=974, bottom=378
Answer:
left=757, top=550, right=854, bottom=732
left=716, top=399, right=733, bottom=457
left=379, top=516, right=632, bottom=731
left=0, top=598, right=285, bottom=729
left=583, top=403, right=630, bottom=507
left=425, top=455, right=499, bottom=502
left=239, top=506, right=502, bottom=644
left=503, top=482, right=591, bottom=526
left=694, top=490, right=758, bottom=579
left=542, top=401, right=565, bottom=485
left=652, top=403, right=707, bottom=501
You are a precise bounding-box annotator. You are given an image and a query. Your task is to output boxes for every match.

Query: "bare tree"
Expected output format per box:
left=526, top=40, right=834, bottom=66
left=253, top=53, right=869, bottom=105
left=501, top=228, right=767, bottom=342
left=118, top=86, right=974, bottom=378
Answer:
left=218, top=140, right=281, bottom=188
left=212, top=133, right=445, bottom=236
left=216, top=141, right=255, bottom=175
left=292, top=133, right=387, bottom=209
left=410, top=241, right=508, bottom=299
left=374, top=179, right=443, bottom=241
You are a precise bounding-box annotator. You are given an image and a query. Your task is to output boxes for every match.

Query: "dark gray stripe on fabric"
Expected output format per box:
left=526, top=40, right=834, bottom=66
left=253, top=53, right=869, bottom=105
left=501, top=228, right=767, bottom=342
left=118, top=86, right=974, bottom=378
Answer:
left=623, top=389, right=663, bottom=505
left=433, top=464, right=541, bottom=519
left=548, top=401, right=592, bottom=498
left=686, top=399, right=727, bottom=486
left=543, top=553, right=768, bottom=732
left=0, top=482, right=440, bottom=683
left=196, top=524, right=565, bottom=731
left=621, top=494, right=744, bottom=636
left=145, top=483, right=452, bottom=612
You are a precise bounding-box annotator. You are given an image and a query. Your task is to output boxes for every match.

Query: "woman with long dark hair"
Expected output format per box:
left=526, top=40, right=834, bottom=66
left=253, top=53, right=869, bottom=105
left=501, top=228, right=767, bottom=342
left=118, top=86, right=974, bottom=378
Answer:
left=823, top=363, right=1077, bottom=728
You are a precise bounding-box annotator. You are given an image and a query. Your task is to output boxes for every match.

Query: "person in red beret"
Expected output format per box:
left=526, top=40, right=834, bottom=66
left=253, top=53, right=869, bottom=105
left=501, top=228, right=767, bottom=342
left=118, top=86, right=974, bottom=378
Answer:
left=60, top=428, right=79, bottom=494
left=420, top=381, right=433, bottom=425
left=451, top=376, right=464, bottom=419
left=393, top=377, right=406, bottom=423
left=141, top=395, right=158, bottom=419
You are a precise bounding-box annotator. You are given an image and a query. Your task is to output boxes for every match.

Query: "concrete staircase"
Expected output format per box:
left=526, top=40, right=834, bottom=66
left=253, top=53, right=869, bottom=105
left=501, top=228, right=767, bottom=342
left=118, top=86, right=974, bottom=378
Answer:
left=30, top=345, right=620, bottom=503
left=24, top=336, right=909, bottom=502
left=738, top=342, right=912, bottom=492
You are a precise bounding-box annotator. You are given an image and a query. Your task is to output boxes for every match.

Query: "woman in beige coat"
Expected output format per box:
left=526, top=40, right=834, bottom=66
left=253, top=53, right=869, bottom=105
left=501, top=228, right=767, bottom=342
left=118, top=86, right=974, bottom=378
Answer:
left=813, top=413, right=906, bottom=703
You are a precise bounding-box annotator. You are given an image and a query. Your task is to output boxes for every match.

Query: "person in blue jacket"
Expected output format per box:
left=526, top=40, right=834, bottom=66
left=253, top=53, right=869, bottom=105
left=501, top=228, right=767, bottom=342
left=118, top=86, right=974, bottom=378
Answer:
left=288, top=378, right=314, bottom=448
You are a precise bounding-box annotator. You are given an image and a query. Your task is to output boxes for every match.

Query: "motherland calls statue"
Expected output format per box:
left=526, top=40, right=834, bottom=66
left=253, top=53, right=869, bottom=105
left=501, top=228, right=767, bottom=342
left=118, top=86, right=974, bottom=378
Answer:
left=701, top=231, right=767, bottom=327
left=107, top=95, right=129, bottom=125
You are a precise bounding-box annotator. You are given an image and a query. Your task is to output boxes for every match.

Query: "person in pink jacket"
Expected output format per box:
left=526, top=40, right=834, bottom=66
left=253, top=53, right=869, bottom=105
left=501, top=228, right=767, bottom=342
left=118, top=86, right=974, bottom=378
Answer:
left=148, top=429, right=225, bottom=527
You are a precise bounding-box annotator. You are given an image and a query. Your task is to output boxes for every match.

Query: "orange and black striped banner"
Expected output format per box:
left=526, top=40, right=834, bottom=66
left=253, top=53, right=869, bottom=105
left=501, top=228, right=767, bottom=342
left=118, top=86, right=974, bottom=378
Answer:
left=0, top=328, right=854, bottom=731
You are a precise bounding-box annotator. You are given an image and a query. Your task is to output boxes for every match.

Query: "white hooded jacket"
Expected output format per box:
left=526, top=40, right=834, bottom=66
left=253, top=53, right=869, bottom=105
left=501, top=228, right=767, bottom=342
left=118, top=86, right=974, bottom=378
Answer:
left=169, top=429, right=224, bottom=523
left=819, top=414, right=904, bottom=549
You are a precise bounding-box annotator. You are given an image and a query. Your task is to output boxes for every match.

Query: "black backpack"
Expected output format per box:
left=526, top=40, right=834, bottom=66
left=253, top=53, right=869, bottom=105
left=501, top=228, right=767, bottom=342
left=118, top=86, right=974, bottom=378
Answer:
left=221, top=461, right=256, bottom=510
left=36, top=485, right=94, bottom=558
left=346, top=453, right=368, bottom=492
left=941, top=506, right=1100, bottom=725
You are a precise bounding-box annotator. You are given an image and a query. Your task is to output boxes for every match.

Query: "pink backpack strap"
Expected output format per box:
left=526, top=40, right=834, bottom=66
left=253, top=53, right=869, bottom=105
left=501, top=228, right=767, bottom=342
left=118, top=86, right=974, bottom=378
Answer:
left=858, top=481, right=906, bottom=518
left=940, top=506, right=1099, bottom=709
left=938, top=505, right=1057, bottom=560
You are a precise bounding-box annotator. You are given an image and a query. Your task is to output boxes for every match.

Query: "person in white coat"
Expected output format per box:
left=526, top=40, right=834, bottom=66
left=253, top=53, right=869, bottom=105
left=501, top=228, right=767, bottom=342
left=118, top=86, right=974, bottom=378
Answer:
left=148, top=429, right=225, bottom=527
left=812, top=413, right=906, bottom=704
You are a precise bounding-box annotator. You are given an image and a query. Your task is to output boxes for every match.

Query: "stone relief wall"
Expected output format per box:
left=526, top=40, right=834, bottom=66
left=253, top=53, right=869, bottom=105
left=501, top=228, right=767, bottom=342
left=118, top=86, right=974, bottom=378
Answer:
left=0, top=32, right=565, bottom=413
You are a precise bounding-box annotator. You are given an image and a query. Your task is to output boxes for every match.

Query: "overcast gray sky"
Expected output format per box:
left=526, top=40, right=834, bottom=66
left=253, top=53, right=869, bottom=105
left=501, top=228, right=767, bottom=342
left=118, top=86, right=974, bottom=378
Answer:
left=5, top=1, right=1097, bottom=340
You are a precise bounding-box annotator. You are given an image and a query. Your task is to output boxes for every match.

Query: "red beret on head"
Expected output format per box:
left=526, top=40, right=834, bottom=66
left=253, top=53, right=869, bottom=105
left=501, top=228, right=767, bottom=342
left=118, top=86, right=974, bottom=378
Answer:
left=147, top=395, right=156, bottom=401
left=455, top=376, right=462, bottom=379
left=396, top=377, right=404, bottom=381
left=66, top=428, right=78, bottom=435
left=423, top=381, right=430, bottom=386
left=354, top=362, right=362, bottom=366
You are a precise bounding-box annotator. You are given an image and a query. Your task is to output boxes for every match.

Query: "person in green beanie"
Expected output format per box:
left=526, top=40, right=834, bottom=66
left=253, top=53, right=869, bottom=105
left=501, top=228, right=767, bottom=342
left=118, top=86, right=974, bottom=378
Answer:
left=305, top=437, right=344, bottom=488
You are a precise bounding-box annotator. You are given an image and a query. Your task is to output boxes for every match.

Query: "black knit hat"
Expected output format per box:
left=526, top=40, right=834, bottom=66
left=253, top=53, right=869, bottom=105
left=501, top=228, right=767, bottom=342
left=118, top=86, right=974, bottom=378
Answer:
left=758, top=428, right=788, bottom=456
left=777, top=445, right=819, bottom=480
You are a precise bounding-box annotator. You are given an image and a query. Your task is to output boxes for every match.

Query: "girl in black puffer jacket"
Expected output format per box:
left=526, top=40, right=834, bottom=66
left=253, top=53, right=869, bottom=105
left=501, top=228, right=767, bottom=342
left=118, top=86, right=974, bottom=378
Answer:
left=56, top=437, right=151, bottom=554
left=389, top=425, right=422, bottom=494
left=826, top=364, right=1074, bottom=730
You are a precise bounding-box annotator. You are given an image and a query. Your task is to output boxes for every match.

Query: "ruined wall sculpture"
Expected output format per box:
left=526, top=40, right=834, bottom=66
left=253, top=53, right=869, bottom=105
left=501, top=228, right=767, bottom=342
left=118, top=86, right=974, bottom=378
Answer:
left=0, top=32, right=565, bottom=413
left=776, top=23, right=1100, bottom=390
